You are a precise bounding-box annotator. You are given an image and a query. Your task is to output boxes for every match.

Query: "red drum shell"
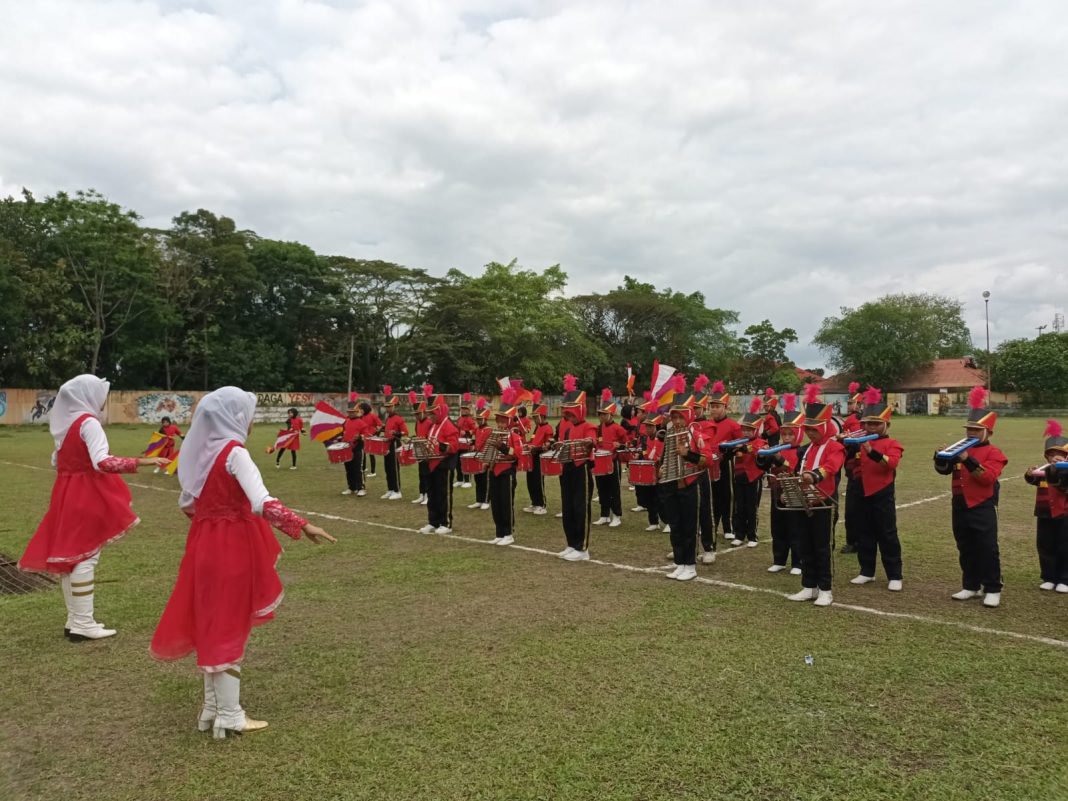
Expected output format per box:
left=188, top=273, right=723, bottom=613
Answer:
left=617, top=448, right=638, bottom=464
left=628, top=459, right=657, bottom=486
left=516, top=447, right=534, bottom=472
left=592, top=449, right=616, bottom=476
left=364, top=436, right=391, bottom=456
left=540, top=452, right=563, bottom=477
left=397, top=445, right=417, bottom=466
left=460, top=454, right=486, bottom=475
left=326, top=443, right=353, bottom=464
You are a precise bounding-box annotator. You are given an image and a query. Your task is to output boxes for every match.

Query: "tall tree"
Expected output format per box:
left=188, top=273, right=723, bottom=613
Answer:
left=733, top=319, right=799, bottom=392
left=814, top=293, right=973, bottom=387
left=991, top=334, right=1068, bottom=405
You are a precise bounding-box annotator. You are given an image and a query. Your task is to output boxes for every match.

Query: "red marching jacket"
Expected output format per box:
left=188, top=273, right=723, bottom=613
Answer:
left=936, top=441, right=1007, bottom=508
left=799, top=438, right=846, bottom=499
left=857, top=436, right=904, bottom=496
left=733, top=437, right=768, bottom=483
left=491, top=430, right=526, bottom=477
left=426, top=417, right=460, bottom=472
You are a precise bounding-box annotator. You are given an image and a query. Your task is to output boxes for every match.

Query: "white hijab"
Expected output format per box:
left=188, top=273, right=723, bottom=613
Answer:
left=50, top=375, right=110, bottom=450
left=178, top=386, right=257, bottom=499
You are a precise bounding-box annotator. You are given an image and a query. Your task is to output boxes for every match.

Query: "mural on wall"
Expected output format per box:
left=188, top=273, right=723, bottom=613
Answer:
left=27, top=392, right=56, bottom=423
left=137, top=393, right=196, bottom=423
left=0, top=390, right=6, bottom=419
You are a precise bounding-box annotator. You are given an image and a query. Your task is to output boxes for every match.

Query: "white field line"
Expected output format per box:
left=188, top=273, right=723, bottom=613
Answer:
left=6, top=461, right=1063, bottom=650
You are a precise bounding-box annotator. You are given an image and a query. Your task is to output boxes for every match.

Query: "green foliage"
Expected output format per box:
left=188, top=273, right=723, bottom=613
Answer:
left=814, top=293, right=972, bottom=387
left=991, top=333, right=1068, bottom=404
left=733, top=319, right=798, bottom=392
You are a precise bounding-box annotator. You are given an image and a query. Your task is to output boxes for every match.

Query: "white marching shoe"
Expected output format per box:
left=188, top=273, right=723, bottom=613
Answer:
left=411, top=494, right=423, bottom=504
left=1057, top=584, right=1068, bottom=593
left=952, top=589, right=981, bottom=600
left=211, top=670, right=268, bottom=739
left=888, top=580, right=903, bottom=592
left=381, top=491, right=393, bottom=499
left=608, top=514, right=622, bottom=528
left=467, top=501, right=482, bottom=509
left=982, top=592, right=1001, bottom=608
left=768, top=564, right=787, bottom=573
left=388, top=492, right=402, bottom=500
left=356, top=490, right=366, bottom=497
left=631, top=505, right=646, bottom=513
left=63, top=570, right=117, bottom=641
left=813, top=590, right=833, bottom=607
left=558, top=547, right=576, bottom=558
left=787, top=588, right=818, bottom=602
left=789, top=567, right=802, bottom=575
left=700, top=550, right=716, bottom=564
left=198, top=673, right=217, bottom=732
left=644, top=524, right=660, bottom=532
left=555, top=512, right=563, bottom=518
left=662, top=524, right=671, bottom=534
left=730, top=538, right=743, bottom=547
left=532, top=507, right=547, bottom=515
left=453, top=481, right=463, bottom=487
left=489, top=537, right=503, bottom=545
left=522, top=506, right=535, bottom=513
left=480, top=503, right=490, bottom=510
left=666, top=565, right=684, bottom=579
left=418, top=524, right=436, bottom=535
left=342, top=489, right=353, bottom=495
left=592, top=516, right=610, bottom=526
left=562, top=549, right=590, bottom=562
left=850, top=574, right=875, bottom=585
left=1039, top=581, right=1055, bottom=591
left=496, top=535, right=515, bottom=545
left=746, top=540, right=758, bottom=548
left=420, top=495, right=429, bottom=505
left=461, top=482, right=472, bottom=488
left=434, top=526, right=453, bottom=535
left=675, top=565, right=697, bottom=582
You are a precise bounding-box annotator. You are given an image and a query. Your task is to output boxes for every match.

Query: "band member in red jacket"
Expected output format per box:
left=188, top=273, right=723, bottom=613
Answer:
left=635, top=414, right=665, bottom=530
left=787, top=385, right=846, bottom=607
left=756, top=393, right=803, bottom=575
left=762, top=388, right=781, bottom=447
left=593, top=389, right=628, bottom=527
left=935, top=387, right=1008, bottom=607
left=1024, top=420, right=1068, bottom=592
left=690, top=375, right=716, bottom=562
left=410, top=386, right=434, bottom=506
left=340, top=402, right=367, bottom=497
left=467, top=401, right=493, bottom=510
left=486, top=390, right=526, bottom=545
left=557, top=375, right=596, bottom=562
left=730, top=397, right=768, bottom=547
left=455, top=393, right=479, bottom=488
left=523, top=391, right=554, bottom=516
left=706, top=381, right=743, bottom=550
left=839, top=382, right=864, bottom=554
left=381, top=387, right=409, bottom=500
left=419, top=395, right=460, bottom=535
left=848, top=387, right=905, bottom=591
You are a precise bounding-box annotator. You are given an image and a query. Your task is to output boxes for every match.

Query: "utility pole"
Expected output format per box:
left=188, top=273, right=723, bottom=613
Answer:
left=347, top=335, right=355, bottom=398
left=1036, top=325, right=1048, bottom=337
left=982, top=291, right=991, bottom=390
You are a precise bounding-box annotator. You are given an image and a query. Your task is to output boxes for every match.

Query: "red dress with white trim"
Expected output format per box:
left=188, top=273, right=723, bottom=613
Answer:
left=150, top=441, right=306, bottom=672
left=19, top=414, right=139, bottom=574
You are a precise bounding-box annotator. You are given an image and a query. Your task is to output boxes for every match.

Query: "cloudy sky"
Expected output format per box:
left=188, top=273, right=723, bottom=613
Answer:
left=2, top=0, right=1066, bottom=368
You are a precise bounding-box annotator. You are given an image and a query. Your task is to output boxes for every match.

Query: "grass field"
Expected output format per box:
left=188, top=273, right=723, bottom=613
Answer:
left=1, top=417, right=1067, bottom=801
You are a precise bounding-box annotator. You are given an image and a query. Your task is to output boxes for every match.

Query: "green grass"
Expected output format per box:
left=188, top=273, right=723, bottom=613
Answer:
left=1, top=418, right=1067, bottom=801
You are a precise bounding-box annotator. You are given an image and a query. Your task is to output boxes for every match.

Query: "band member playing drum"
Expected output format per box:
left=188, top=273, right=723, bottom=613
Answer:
left=487, top=391, right=526, bottom=545
left=410, top=386, right=433, bottom=506
left=456, top=393, right=478, bottom=488
left=1023, top=420, right=1068, bottom=593
left=636, top=415, right=665, bottom=530
left=523, top=392, right=554, bottom=516
left=933, top=387, right=1007, bottom=607
left=381, top=387, right=408, bottom=500
left=593, top=389, right=627, bottom=528
left=691, top=376, right=717, bottom=563
left=468, top=402, right=493, bottom=510
left=660, top=392, right=714, bottom=582
left=419, top=395, right=460, bottom=535
left=557, top=375, right=596, bottom=562
left=341, top=402, right=366, bottom=497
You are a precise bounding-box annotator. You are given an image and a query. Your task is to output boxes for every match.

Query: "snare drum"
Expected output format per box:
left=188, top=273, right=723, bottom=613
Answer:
left=326, top=443, right=353, bottom=464
left=592, top=449, right=615, bottom=476
left=460, top=454, right=486, bottom=475
left=516, top=447, right=534, bottom=472
left=617, top=447, right=638, bottom=464
left=397, top=444, right=416, bottom=466
left=540, top=452, right=563, bottom=477
left=364, top=436, right=390, bottom=456
left=628, top=459, right=657, bottom=486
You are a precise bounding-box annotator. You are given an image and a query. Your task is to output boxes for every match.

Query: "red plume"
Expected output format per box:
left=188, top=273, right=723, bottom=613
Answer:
left=407, top=390, right=418, bottom=406
left=765, top=387, right=775, bottom=398
left=672, top=374, right=687, bottom=392
left=563, top=374, right=577, bottom=392
left=382, top=384, right=392, bottom=396
left=711, top=380, right=725, bottom=395
left=804, top=383, right=821, bottom=405
left=531, top=389, right=542, bottom=404
left=643, top=390, right=652, bottom=401
left=863, top=386, right=882, bottom=405
left=476, top=396, right=487, bottom=411
left=968, top=386, right=987, bottom=410
left=783, top=393, right=797, bottom=413
left=462, top=391, right=471, bottom=402
left=349, top=391, right=358, bottom=402
left=502, top=387, right=518, bottom=405
left=848, top=381, right=860, bottom=395
left=748, top=396, right=763, bottom=414
left=601, top=387, right=612, bottom=402
left=422, top=384, right=434, bottom=398
left=693, top=374, right=709, bottom=393
left=1044, top=419, right=1062, bottom=439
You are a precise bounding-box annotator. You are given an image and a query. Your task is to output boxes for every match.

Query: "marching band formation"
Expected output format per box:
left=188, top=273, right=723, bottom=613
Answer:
left=14, top=372, right=1068, bottom=739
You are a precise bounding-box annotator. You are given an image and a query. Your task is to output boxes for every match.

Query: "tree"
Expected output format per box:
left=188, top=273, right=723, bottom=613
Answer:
left=733, top=319, right=798, bottom=392
left=814, top=293, right=972, bottom=387
left=991, top=334, right=1068, bottom=405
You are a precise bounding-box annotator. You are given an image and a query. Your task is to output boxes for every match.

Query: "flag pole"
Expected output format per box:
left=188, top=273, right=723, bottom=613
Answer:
left=347, top=335, right=355, bottom=399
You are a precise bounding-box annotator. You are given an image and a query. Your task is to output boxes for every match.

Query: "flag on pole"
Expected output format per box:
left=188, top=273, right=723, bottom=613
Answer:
left=267, top=430, right=300, bottom=453
left=143, top=431, right=168, bottom=457
left=626, top=363, right=635, bottom=394
left=310, top=401, right=346, bottom=442
left=649, top=360, right=677, bottom=410
left=497, top=377, right=534, bottom=404
left=164, top=452, right=179, bottom=476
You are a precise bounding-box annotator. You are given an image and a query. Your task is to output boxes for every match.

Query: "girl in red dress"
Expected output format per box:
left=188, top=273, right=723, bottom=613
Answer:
left=274, top=407, right=304, bottom=469
left=19, top=375, right=170, bottom=641
left=151, top=387, right=334, bottom=739
left=154, top=416, right=184, bottom=473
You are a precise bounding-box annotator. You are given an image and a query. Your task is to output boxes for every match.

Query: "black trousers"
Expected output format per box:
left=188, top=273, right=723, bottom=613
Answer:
left=843, top=476, right=863, bottom=548
left=731, top=475, right=762, bottom=542
left=595, top=462, right=622, bottom=518
left=661, top=480, right=698, bottom=565
left=418, top=462, right=429, bottom=496
left=855, top=486, right=902, bottom=580
left=473, top=470, right=488, bottom=504
left=426, top=465, right=454, bottom=529
left=697, top=471, right=715, bottom=551
left=526, top=456, right=546, bottom=508
left=384, top=440, right=401, bottom=492
left=1036, top=516, right=1068, bottom=584
left=952, top=498, right=1002, bottom=593
left=798, top=506, right=834, bottom=591
left=635, top=483, right=659, bottom=525
left=275, top=448, right=296, bottom=466
left=560, top=463, right=592, bottom=551
left=711, top=469, right=734, bottom=537
left=489, top=468, right=516, bottom=537
left=769, top=502, right=801, bottom=568
left=344, top=443, right=365, bottom=491
left=362, top=452, right=376, bottom=474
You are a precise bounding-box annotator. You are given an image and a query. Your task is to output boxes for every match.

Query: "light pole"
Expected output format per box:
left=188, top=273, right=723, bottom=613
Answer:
left=982, top=291, right=991, bottom=390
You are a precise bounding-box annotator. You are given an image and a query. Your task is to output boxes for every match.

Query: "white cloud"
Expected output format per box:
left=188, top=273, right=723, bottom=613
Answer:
left=2, top=0, right=1066, bottom=370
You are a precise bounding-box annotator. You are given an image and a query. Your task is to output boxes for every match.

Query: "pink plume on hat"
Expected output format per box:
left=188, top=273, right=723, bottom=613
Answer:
left=349, top=391, right=358, bottom=402
left=1044, top=419, right=1062, bottom=439
left=711, top=380, right=725, bottom=394
left=563, top=374, right=577, bottom=392
left=476, top=396, right=487, bottom=411
left=968, top=386, right=987, bottom=410
left=422, top=384, right=434, bottom=398
left=601, top=387, right=612, bottom=402
left=643, top=390, right=652, bottom=401
left=672, top=374, right=686, bottom=392
left=864, top=386, right=882, bottom=405
left=407, top=390, right=417, bottom=405
left=693, top=374, right=709, bottom=393
left=783, top=393, right=797, bottom=413
left=502, top=387, right=518, bottom=405
left=531, top=389, right=542, bottom=404
left=462, top=391, right=471, bottom=402
left=748, top=396, right=763, bottom=414
left=804, top=383, right=821, bottom=405
left=848, top=381, right=860, bottom=395
left=765, top=387, right=776, bottom=397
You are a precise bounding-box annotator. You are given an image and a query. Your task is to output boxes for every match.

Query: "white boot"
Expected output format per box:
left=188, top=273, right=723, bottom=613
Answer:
left=675, top=565, right=697, bottom=581
left=411, top=494, right=423, bottom=504
left=982, top=592, right=1001, bottom=608
left=60, top=574, right=74, bottom=634
left=887, top=580, right=903, bottom=592
left=608, top=514, right=622, bottom=528
left=1057, top=583, right=1068, bottom=593
left=66, top=557, right=116, bottom=641
left=850, top=574, right=875, bottom=585
left=497, top=535, right=515, bottom=545
left=662, top=524, right=670, bottom=533
left=789, top=567, right=802, bottom=575
left=644, top=524, right=660, bottom=531
left=211, top=669, right=268, bottom=739
left=592, top=516, right=609, bottom=526
left=1039, top=581, right=1055, bottom=591
left=767, top=564, right=786, bottom=573
left=558, top=546, right=576, bottom=558
left=467, top=501, right=482, bottom=509
left=532, top=507, right=547, bottom=516
left=420, top=495, right=429, bottom=505
left=700, top=550, right=716, bottom=564
left=814, top=590, right=833, bottom=607
left=562, top=549, right=590, bottom=561
left=666, top=564, right=683, bottom=579
left=198, top=672, right=217, bottom=732
left=787, top=588, right=818, bottom=602
left=951, top=589, right=980, bottom=600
